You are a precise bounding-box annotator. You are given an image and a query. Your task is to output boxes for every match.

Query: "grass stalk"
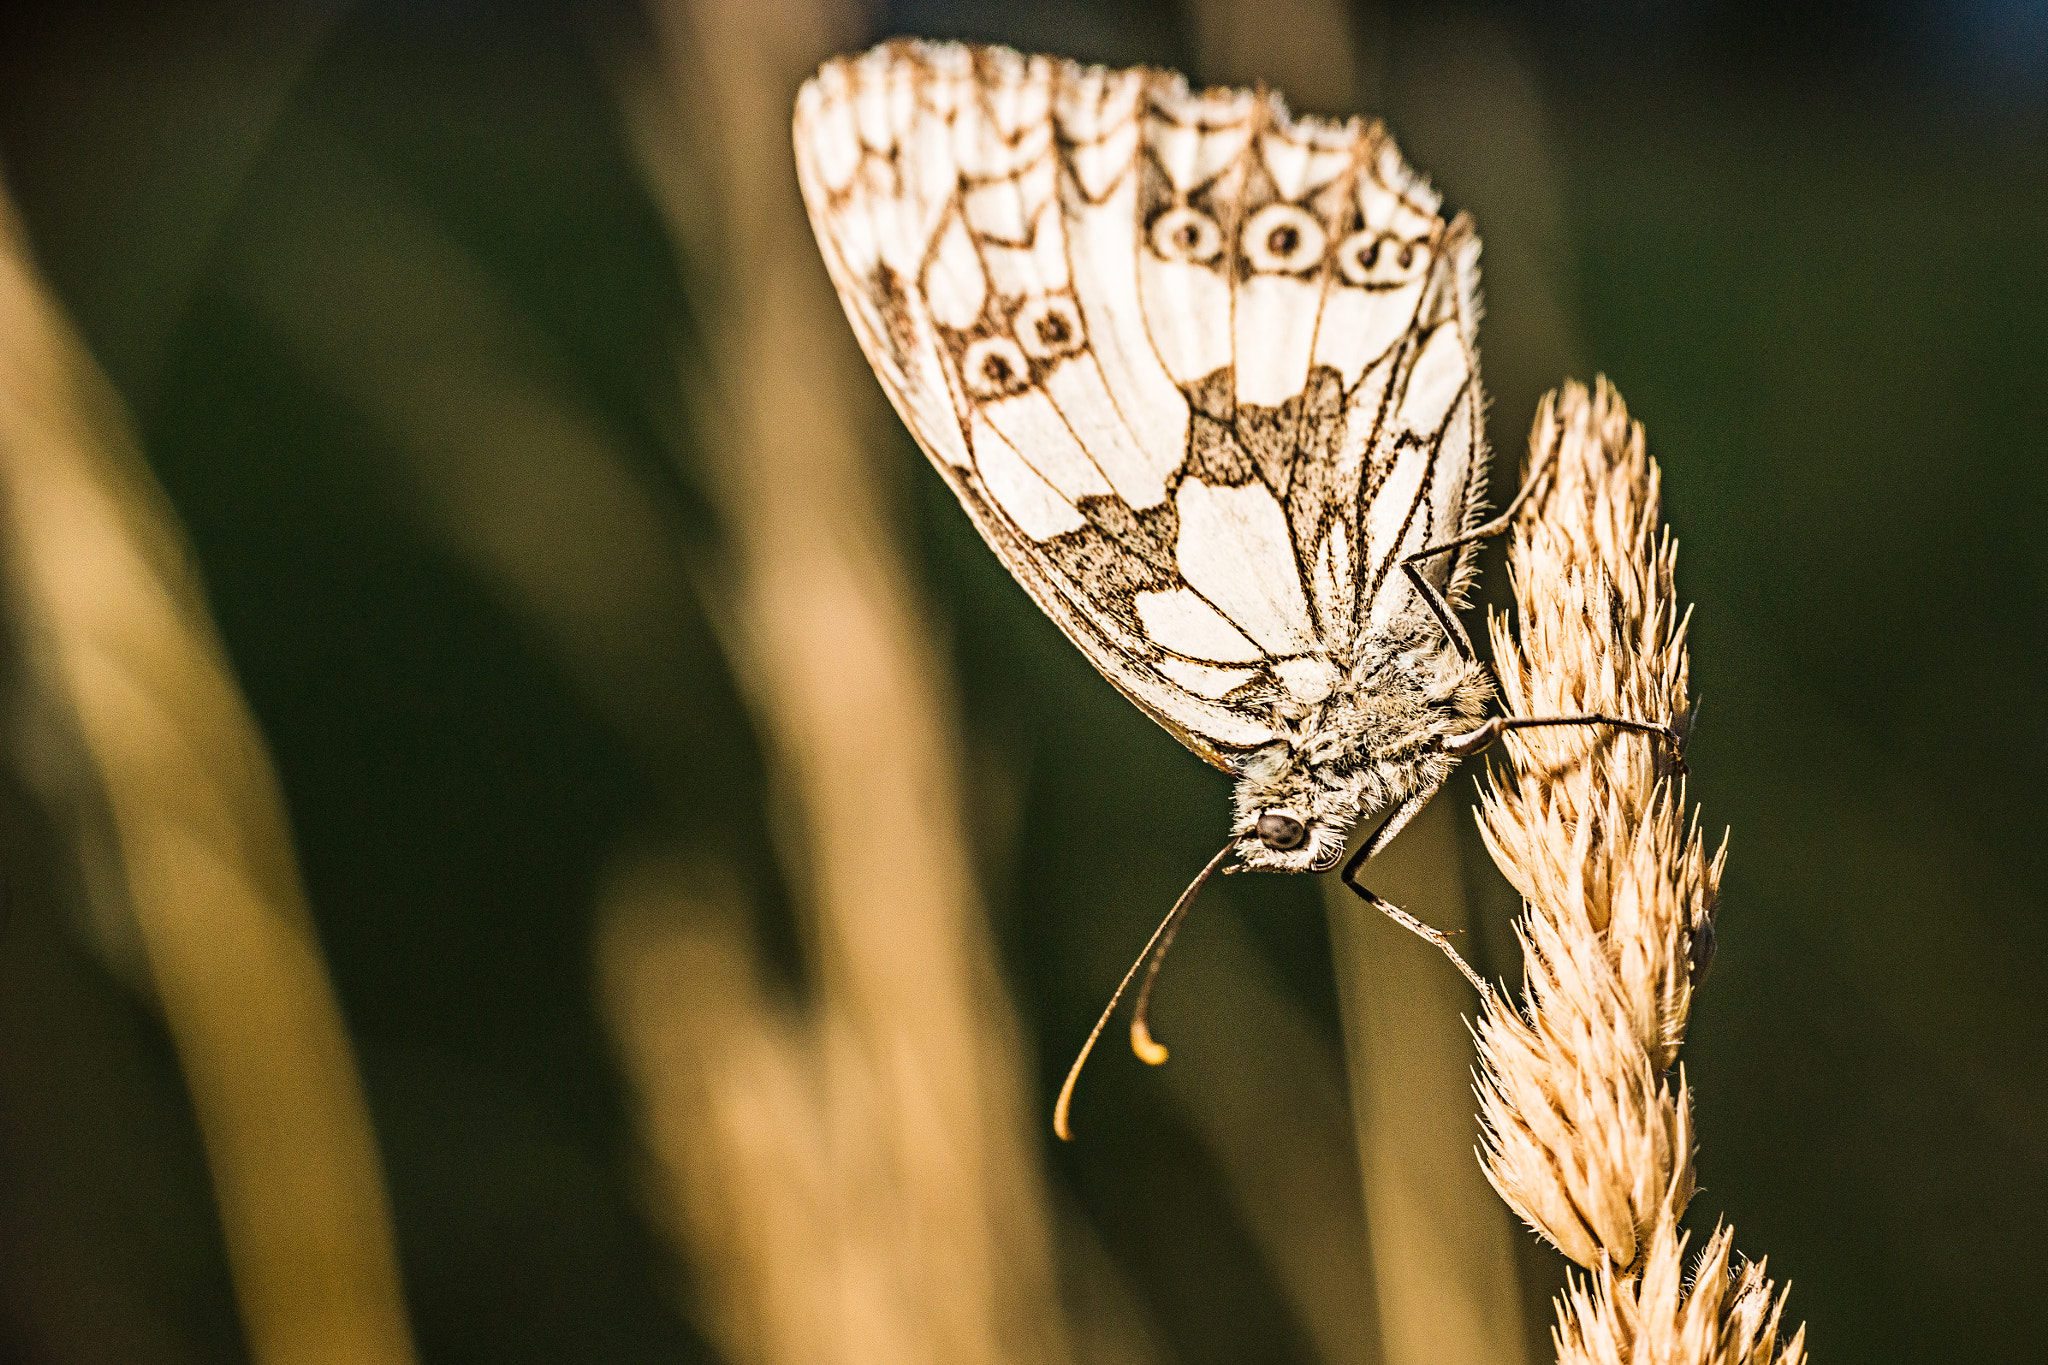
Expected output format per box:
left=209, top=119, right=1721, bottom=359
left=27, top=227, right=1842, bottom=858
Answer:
left=599, top=6, right=1070, bottom=1362
left=1474, top=378, right=1805, bottom=1364
left=1326, top=788, right=1537, bottom=1365
left=0, top=179, right=415, bottom=1365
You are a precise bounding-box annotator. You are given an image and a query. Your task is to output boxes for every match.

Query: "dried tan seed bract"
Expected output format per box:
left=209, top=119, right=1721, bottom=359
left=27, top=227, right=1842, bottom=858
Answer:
left=1474, top=379, right=1804, bottom=1363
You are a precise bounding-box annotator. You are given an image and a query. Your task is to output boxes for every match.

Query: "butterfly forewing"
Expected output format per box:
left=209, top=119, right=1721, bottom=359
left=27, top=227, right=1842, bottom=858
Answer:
left=794, top=40, right=1485, bottom=773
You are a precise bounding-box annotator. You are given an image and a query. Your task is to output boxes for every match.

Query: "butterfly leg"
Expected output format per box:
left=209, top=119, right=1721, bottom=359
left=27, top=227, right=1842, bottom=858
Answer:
left=1444, top=712, right=1687, bottom=774
left=1398, top=436, right=1564, bottom=662
left=1339, top=782, right=1490, bottom=994
left=1395, top=443, right=1689, bottom=770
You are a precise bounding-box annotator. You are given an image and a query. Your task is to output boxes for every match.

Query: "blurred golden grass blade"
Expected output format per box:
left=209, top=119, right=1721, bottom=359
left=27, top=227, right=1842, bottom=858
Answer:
left=0, top=184, right=415, bottom=1365
left=1476, top=380, right=1803, bottom=1363
left=596, top=854, right=844, bottom=1364
left=223, top=125, right=713, bottom=773
left=1324, top=796, right=1532, bottom=1365
left=1188, top=0, right=1362, bottom=115
left=607, top=3, right=1072, bottom=1361
left=1375, top=16, right=1584, bottom=433
left=224, top=72, right=1066, bottom=1359
left=7, top=3, right=342, bottom=410
left=1049, top=1198, right=1170, bottom=1365
left=1153, top=903, right=1383, bottom=1365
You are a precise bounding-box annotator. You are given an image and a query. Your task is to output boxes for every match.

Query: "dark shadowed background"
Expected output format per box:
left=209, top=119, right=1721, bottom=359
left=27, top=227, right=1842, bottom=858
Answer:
left=0, top=2, right=2042, bottom=1363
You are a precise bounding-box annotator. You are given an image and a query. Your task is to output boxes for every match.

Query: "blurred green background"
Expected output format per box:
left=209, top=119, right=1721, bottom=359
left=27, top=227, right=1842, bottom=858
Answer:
left=0, top=1, right=2042, bottom=1363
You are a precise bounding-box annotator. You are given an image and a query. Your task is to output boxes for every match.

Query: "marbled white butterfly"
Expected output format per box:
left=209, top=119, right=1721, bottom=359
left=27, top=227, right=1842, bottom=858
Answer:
left=793, top=40, right=1680, bottom=1136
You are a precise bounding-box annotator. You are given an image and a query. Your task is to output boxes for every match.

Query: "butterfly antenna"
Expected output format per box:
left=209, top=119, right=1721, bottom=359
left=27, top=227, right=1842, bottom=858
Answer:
left=1054, top=835, right=1238, bottom=1141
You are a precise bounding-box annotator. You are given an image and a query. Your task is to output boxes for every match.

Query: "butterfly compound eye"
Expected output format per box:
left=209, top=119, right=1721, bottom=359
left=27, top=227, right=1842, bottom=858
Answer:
left=1256, top=811, right=1308, bottom=851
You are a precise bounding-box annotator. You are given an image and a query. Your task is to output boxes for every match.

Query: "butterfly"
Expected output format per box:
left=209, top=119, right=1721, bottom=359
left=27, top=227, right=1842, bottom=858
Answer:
left=793, top=40, right=1679, bottom=1136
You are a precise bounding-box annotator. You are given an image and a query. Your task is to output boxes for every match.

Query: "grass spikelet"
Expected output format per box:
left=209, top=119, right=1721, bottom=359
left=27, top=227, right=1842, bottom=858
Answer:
left=0, top=177, right=415, bottom=1365
left=1552, top=1222, right=1807, bottom=1365
left=1474, top=378, right=1805, bottom=1363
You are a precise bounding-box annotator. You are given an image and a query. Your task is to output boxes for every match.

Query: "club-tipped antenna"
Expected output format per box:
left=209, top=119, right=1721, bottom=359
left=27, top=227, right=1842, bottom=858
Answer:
left=1053, top=834, right=1238, bottom=1141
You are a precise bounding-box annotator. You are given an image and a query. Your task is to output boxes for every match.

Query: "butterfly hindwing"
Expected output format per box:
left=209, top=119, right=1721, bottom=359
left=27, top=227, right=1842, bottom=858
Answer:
left=794, top=41, right=1486, bottom=771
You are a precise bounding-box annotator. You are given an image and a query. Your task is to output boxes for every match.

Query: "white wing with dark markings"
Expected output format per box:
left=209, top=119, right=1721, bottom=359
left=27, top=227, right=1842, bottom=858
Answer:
left=794, top=40, right=1486, bottom=771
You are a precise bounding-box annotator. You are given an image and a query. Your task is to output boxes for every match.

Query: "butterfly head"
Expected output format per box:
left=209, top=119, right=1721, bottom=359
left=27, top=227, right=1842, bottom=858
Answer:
left=1239, top=804, right=1340, bottom=872
left=1227, top=680, right=1474, bottom=873
left=1228, top=739, right=1386, bottom=873
left=1231, top=798, right=1357, bottom=872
